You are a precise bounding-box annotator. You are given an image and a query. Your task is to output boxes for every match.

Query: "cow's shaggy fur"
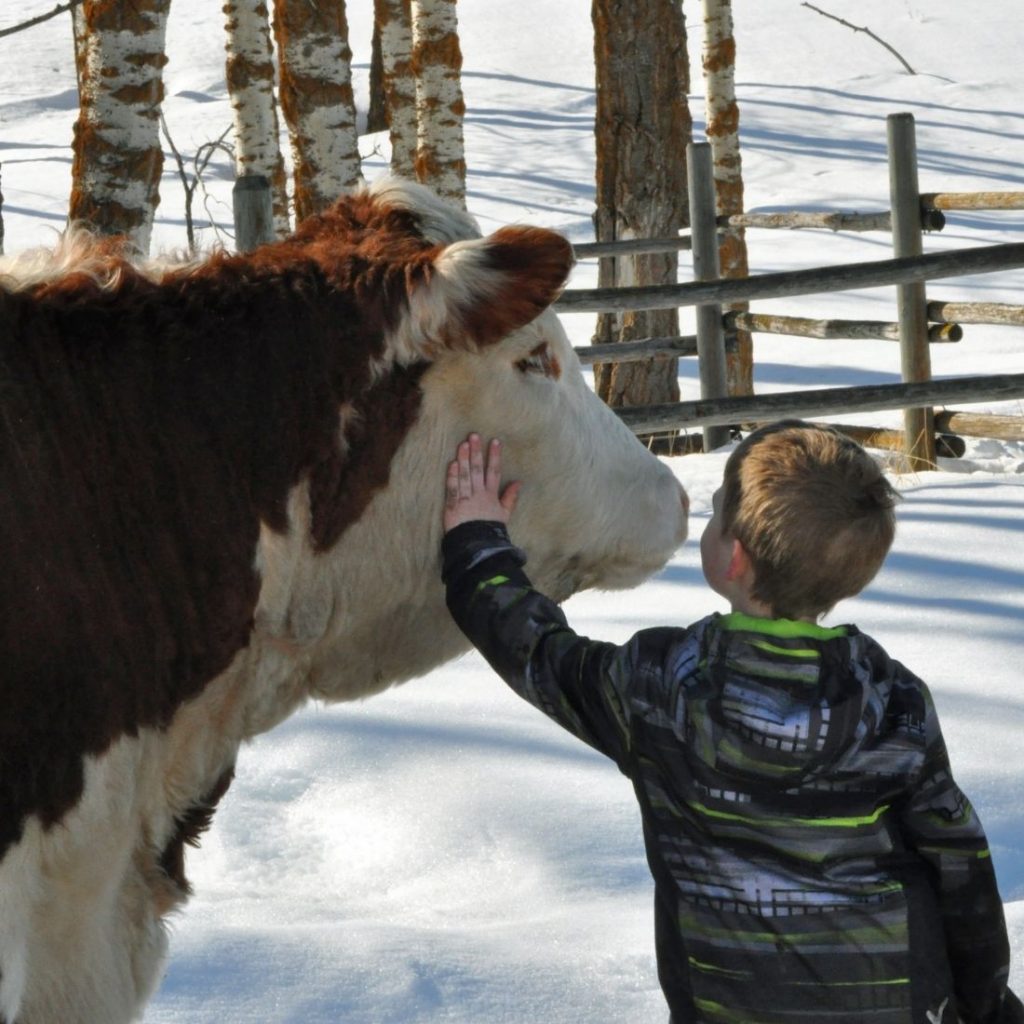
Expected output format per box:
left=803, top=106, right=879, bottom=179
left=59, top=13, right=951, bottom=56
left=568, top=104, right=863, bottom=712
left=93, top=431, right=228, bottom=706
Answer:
left=0, top=178, right=688, bottom=1023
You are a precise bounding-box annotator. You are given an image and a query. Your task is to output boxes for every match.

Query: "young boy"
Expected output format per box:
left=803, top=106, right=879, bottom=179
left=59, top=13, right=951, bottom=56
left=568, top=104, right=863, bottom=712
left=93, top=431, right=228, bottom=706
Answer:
left=441, top=421, right=1022, bottom=1024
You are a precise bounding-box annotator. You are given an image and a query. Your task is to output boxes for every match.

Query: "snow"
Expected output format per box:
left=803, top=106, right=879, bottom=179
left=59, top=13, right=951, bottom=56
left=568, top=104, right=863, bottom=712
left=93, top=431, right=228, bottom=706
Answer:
left=1, top=1, right=1023, bottom=1020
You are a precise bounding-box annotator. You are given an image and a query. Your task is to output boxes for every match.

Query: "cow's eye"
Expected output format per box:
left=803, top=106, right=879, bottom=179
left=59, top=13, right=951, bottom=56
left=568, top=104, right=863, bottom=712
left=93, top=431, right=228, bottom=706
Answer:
left=515, top=343, right=561, bottom=380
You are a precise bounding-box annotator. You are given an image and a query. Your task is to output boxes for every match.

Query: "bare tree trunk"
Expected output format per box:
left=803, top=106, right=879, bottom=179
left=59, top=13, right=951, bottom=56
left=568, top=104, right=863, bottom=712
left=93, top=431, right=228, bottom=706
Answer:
left=224, top=0, right=290, bottom=237
left=703, top=0, right=752, bottom=395
left=71, top=1, right=87, bottom=100
left=377, top=0, right=417, bottom=178
left=273, top=0, right=362, bottom=224
left=69, top=0, right=171, bottom=254
left=367, top=16, right=388, bottom=133
left=592, top=0, right=692, bottom=412
left=411, top=0, right=466, bottom=205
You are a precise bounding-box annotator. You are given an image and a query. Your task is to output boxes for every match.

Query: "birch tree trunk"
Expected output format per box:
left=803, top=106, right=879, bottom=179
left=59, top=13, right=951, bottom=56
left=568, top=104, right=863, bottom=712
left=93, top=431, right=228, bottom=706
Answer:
left=703, top=0, right=752, bottom=395
left=224, top=0, right=290, bottom=237
left=592, top=0, right=691, bottom=413
left=273, top=0, right=362, bottom=224
left=377, top=0, right=417, bottom=178
left=71, top=2, right=87, bottom=100
left=411, top=0, right=466, bottom=205
left=69, top=0, right=171, bottom=254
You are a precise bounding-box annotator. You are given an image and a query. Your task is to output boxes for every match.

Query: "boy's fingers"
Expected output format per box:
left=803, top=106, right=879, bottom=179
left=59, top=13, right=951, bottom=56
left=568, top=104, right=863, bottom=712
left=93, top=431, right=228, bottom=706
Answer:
left=445, top=459, right=460, bottom=506
left=468, top=433, right=486, bottom=488
left=457, top=440, right=472, bottom=497
left=500, top=479, right=521, bottom=514
left=485, top=438, right=502, bottom=493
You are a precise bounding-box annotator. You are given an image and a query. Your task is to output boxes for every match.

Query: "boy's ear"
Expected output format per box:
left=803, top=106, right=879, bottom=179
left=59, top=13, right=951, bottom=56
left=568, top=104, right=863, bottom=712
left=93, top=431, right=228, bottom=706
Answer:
left=725, top=540, right=753, bottom=583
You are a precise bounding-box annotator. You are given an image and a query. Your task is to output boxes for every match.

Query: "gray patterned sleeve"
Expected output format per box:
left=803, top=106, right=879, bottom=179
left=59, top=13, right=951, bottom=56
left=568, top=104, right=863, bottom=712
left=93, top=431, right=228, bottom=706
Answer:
left=442, top=521, right=636, bottom=768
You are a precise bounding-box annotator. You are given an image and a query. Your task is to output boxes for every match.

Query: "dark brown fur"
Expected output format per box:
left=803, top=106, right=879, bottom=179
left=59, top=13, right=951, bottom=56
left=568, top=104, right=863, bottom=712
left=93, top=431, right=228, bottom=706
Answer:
left=0, top=186, right=573, bottom=874
left=0, top=196, right=434, bottom=858
left=158, top=765, right=237, bottom=896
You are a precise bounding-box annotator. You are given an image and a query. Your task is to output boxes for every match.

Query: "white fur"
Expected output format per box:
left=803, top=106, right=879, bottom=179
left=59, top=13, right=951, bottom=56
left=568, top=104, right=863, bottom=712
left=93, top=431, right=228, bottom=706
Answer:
left=3, top=183, right=688, bottom=1023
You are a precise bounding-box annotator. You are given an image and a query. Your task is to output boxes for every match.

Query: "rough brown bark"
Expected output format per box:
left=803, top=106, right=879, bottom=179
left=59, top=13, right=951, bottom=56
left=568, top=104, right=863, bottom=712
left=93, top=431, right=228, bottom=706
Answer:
left=69, top=0, right=171, bottom=254
left=591, top=0, right=692, bottom=412
left=367, top=15, right=388, bottom=133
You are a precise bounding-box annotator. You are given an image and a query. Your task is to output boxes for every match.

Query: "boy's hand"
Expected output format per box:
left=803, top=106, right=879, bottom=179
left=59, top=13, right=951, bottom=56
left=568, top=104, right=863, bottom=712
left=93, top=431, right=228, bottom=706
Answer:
left=443, top=433, right=521, bottom=533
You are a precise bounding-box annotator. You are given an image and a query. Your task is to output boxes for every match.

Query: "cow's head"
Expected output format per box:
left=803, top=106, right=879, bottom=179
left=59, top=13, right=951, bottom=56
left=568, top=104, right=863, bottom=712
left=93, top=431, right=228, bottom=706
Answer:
left=253, top=178, right=690, bottom=705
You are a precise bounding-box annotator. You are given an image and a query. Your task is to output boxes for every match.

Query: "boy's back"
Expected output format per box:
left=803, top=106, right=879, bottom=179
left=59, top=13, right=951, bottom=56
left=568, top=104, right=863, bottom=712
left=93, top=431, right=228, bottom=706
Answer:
left=441, top=423, right=1022, bottom=1023
left=623, top=611, right=1009, bottom=1023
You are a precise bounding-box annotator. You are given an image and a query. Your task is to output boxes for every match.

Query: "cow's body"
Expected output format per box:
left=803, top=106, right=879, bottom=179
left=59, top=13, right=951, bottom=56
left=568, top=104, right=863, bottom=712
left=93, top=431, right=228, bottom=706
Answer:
left=0, top=179, right=688, bottom=1024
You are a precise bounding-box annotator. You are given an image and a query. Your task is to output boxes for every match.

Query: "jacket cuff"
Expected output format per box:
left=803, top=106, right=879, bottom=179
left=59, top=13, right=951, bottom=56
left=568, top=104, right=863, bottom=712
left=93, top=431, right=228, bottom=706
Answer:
left=441, top=521, right=527, bottom=585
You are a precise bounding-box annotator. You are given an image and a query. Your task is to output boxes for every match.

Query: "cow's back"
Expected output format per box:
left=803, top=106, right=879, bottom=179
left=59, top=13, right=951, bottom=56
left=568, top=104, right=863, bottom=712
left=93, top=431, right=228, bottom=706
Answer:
left=0, top=260, right=404, bottom=854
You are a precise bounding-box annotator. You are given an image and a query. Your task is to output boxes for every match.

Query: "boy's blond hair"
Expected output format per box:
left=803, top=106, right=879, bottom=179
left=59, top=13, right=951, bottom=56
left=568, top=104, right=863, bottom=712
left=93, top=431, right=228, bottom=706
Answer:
left=720, top=420, right=899, bottom=620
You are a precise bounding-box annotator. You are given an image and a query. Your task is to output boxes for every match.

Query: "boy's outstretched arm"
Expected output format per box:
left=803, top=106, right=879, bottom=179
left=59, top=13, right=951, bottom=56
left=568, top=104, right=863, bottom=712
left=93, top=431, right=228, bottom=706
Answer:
left=440, top=433, right=637, bottom=769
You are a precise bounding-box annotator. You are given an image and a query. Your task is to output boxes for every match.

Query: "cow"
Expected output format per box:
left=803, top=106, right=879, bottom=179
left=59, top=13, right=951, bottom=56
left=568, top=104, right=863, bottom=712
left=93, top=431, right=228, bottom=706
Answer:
left=0, top=177, right=689, bottom=1024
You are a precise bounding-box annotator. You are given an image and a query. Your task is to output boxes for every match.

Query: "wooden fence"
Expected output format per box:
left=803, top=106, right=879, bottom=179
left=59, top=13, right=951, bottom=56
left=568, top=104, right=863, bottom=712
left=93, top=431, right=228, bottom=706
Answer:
left=562, top=112, right=1024, bottom=467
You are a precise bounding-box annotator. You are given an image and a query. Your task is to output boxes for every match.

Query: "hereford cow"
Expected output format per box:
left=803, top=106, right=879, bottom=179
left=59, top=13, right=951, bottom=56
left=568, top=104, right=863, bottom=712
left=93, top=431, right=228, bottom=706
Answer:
left=0, top=178, right=688, bottom=1024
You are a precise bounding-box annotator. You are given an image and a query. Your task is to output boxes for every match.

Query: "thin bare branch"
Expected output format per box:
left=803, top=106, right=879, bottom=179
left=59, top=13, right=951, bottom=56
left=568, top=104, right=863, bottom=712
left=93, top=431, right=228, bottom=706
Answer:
left=801, top=2, right=916, bottom=75
left=0, top=0, right=85, bottom=41
left=160, top=115, right=233, bottom=253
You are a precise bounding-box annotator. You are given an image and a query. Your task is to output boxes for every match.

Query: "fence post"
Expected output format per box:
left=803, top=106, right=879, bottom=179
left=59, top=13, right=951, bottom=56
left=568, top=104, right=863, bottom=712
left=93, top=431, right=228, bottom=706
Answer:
left=686, top=142, right=731, bottom=451
left=887, top=113, right=936, bottom=469
left=233, top=173, right=274, bottom=253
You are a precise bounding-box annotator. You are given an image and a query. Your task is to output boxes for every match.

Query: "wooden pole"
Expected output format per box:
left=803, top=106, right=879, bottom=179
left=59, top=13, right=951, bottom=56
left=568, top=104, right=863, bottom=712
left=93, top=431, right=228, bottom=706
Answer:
left=743, top=421, right=966, bottom=458
left=576, top=336, right=700, bottom=365
left=921, top=191, right=1024, bottom=212
left=926, top=300, right=1024, bottom=327
left=573, top=236, right=693, bottom=258
left=554, top=241, right=1024, bottom=314
left=723, top=210, right=892, bottom=232
left=934, top=410, right=1024, bottom=443
left=612, top=372, right=1024, bottom=434
left=232, top=173, right=274, bottom=253
left=888, top=112, right=936, bottom=470
left=687, top=143, right=731, bottom=451
left=726, top=310, right=961, bottom=343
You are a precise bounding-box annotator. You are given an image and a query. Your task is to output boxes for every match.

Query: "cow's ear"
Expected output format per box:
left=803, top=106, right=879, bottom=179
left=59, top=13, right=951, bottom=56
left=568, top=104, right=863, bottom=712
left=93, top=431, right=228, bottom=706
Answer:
left=398, top=226, right=574, bottom=358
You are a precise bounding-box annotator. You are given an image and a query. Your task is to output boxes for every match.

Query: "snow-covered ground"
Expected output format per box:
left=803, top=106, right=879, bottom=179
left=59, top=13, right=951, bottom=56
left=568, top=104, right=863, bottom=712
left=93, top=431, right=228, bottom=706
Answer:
left=1, top=1, right=1022, bottom=1020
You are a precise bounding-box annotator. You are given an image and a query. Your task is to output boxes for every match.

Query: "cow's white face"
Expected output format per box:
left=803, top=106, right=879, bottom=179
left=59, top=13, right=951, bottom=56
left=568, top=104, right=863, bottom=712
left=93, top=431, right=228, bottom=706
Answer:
left=434, top=309, right=689, bottom=596
left=266, top=307, right=689, bottom=708
left=250, top=182, right=689, bottom=709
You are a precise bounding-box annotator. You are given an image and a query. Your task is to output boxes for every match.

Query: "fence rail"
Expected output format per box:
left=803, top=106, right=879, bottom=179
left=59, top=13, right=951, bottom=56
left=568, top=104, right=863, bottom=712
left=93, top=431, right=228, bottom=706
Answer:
left=926, top=300, right=1024, bottom=327
left=575, top=335, right=701, bottom=364
left=555, top=114, right=1024, bottom=462
left=922, top=191, right=1024, bottom=211
left=556, top=242, right=1024, bottom=314
left=614, top=373, right=1024, bottom=434
left=725, top=311, right=962, bottom=343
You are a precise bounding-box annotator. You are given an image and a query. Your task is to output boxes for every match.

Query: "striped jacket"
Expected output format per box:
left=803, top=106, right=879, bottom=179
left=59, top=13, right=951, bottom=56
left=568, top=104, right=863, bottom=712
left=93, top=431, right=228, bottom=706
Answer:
left=442, top=521, right=1022, bottom=1024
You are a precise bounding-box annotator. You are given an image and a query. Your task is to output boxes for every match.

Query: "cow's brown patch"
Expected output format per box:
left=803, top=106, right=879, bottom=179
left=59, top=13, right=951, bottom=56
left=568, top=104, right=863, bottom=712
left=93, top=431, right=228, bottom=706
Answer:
left=456, top=226, right=573, bottom=346
left=0, top=196, right=434, bottom=858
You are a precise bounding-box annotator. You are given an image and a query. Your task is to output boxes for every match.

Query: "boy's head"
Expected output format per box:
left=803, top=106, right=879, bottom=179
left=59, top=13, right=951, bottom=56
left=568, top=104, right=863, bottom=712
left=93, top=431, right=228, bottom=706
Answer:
left=703, top=420, right=899, bottom=621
